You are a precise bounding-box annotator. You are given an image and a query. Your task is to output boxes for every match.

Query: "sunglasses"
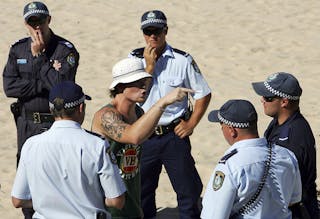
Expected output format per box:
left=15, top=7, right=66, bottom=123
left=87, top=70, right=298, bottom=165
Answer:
left=143, top=28, right=164, bottom=36
left=263, top=96, right=277, bottom=102
left=27, top=17, right=47, bottom=27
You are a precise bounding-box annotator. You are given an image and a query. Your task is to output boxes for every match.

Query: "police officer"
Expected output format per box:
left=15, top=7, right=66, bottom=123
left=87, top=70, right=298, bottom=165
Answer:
left=252, top=72, right=319, bottom=218
left=129, top=10, right=212, bottom=219
left=3, top=3, right=79, bottom=217
left=201, top=99, right=302, bottom=219
left=91, top=58, right=194, bottom=219
left=11, top=81, right=126, bottom=219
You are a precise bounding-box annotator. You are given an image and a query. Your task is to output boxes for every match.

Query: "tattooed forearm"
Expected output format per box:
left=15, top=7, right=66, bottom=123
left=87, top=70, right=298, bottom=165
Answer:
left=101, top=110, right=127, bottom=140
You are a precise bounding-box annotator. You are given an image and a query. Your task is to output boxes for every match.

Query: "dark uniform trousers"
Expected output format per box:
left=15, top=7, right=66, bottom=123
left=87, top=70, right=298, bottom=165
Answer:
left=141, top=131, right=202, bottom=219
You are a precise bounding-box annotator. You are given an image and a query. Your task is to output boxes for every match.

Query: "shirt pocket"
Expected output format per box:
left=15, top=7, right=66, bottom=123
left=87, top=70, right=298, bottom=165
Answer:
left=17, top=62, right=33, bottom=79
left=166, top=77, right=183, bottom=88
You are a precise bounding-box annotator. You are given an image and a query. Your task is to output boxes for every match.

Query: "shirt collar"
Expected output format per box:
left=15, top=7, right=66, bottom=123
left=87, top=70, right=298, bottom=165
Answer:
left=226, top=137, right=267, bottom=154
left=160, top=43, right=174, bottom=59
left=51, top=120, right=81, bottom=129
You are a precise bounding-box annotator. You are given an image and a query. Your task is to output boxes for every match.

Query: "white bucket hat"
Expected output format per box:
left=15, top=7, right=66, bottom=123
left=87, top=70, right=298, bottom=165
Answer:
left=109, top=58, right=152, bottom=90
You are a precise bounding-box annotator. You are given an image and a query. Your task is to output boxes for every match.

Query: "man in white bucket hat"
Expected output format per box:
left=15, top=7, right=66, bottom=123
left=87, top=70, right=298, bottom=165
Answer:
left=91, top=58, right=193, bottom=219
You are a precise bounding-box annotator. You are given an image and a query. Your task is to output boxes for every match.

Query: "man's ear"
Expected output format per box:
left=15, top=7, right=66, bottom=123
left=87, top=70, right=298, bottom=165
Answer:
left=229, top=126, right=237, bottom=138
left=47, top=16, right=51, bottom=24
left=164, top=27, right=168, bottom=35
left=280, top=98, right=289, bottom=108
left=79, top=103, right=85, bottom=113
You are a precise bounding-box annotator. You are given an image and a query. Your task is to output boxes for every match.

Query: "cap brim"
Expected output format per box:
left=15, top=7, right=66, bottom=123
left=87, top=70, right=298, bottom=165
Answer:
left=25, top=14, right=48, bottom=22
left=141, top=23, right=166, bottom=30
left=252, top=82, right=274, bottom=97
left=208, top=110, right=220, bottom=123
left=109, top=71, right=152, bottom=90
left=85, top=95, right=92, bottom=100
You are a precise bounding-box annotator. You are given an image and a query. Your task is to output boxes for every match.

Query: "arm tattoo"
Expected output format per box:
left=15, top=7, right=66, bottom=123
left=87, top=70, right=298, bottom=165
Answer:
left=101, top=110, right=127, bottom=140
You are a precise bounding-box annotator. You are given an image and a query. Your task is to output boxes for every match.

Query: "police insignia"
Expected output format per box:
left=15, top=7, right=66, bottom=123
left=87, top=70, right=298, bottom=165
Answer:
left=28, top=2, right=37, bottom=10
left=267, top=73, right=279, bottom=82
left=106, top=148, right=117, bottom=164
left=212, top=171, right=225, bottom=191
left=191, top=59, right=201, bottom=74
left=67, top=53, right=76, bottom=66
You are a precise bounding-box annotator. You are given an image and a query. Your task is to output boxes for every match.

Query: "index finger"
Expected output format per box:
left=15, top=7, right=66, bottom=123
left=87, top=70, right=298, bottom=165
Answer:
left=179, top=87, right=195, bottom=94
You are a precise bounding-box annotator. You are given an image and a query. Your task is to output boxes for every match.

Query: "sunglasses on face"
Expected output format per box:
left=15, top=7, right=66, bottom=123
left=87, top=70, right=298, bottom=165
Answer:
left=27, top=17, right=47, bottom=27
left=143, top=28, right=164, bottom=36
left=263, top=96, right=277, bottom=102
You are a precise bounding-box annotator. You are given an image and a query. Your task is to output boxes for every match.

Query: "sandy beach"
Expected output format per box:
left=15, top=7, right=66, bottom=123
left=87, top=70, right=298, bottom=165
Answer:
left=0, top=0, right=319, bottom=218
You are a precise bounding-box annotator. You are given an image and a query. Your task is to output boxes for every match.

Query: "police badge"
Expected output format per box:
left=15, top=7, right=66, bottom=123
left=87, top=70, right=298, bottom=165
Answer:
left=191, top=59, right=201, bottom=74
left=212, top=171, right=225, bottom=191
left=106, top=147, right=117, bottom=164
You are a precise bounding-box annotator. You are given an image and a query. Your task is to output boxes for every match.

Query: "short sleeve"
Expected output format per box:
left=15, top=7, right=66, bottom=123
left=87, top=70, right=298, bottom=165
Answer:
left=98, top=143, right=126, bottom=198
left=185, top=55, right=211, bottom=100
left=11, top=150, right=31, bottom=200
left=201, top=165, right=236, bottom=219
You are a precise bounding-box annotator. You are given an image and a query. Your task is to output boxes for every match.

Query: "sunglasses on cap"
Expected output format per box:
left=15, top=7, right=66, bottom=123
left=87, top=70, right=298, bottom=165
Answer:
left=263, top=96, right=278, bottom=102
left=143, top=28, right=165, bottom=36
left=27, top=17, right=47, bottom=27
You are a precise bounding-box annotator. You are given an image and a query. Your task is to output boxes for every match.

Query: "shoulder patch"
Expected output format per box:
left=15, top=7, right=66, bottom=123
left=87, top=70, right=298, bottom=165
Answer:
left=85, top=129, right=105, bottom=140
left=191, top=59, right=201, bottom=74
left=66, top=53, right=76, bottom=66
left=130, top=47, right=145, bottom=58
left=219, top=149, right=237, bottom=164
left=106, top=147, right=117, bottom=164
left=11, top=37, right=29, bottom=47
left=59, top=41, right=74, bottom=49
left=213, top=171, right=225, bottom=191
left=172, top=48, right=189, bottom=57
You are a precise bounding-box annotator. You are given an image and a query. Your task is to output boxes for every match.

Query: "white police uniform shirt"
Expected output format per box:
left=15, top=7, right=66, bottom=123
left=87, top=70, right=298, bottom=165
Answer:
left=201, top=138, right=301, bottom=219
left=130, top=44, right=211, bottom=125
left=11, top=120, right=126, bottom=219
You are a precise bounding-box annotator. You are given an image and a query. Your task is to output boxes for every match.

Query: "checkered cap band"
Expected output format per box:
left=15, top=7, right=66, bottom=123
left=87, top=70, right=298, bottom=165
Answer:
left=49, top=95, right=86, bottom=109
left=264, top=81, right=300, bottom=100
left=24, top=9, right=49, bottom=19
left=218, top=112, right=250, bottom=128
left=141, top=18, right=166, bottom=27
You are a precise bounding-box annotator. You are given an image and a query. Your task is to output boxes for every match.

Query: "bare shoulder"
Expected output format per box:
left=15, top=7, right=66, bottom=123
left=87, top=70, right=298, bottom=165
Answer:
left=94, top=104, right=128, bottom=141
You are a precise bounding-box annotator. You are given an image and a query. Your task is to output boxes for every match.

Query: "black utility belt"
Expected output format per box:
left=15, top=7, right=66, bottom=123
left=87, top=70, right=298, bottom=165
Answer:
left=154, top=118, right=181, bottom=136
left=25, top=112, right=54, bottom=124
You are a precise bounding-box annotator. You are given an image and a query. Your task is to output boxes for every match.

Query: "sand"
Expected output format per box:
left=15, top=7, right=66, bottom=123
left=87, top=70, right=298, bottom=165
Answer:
left=0, top=0, right=319, bottom=218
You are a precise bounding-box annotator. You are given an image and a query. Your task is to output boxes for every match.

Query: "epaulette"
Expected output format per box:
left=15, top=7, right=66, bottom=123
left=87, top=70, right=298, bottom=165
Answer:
left=85, top=129, right=105, bottom=140
left=130, top=47, right=144, bottom=58
left=218, top=149, right=237, bottom=164
left=11, top=37, right=29, bottom=47
left=59, top=41, right=74, bottom=49
left=172, top=48, right=189, bottom=57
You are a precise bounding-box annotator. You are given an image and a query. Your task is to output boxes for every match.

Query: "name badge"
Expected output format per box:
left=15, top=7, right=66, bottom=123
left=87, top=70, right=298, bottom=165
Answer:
left=17, top=59, right=27, bottom=64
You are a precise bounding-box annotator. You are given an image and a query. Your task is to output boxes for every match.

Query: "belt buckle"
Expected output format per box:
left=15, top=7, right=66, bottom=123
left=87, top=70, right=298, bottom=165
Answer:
left=33, top=112, right=41, bottom=123
left=155, top=126, right=163, bottom=135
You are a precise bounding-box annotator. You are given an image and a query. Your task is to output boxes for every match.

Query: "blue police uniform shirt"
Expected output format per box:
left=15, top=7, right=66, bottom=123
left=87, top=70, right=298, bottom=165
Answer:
left=130, top=44, right=211, bottom=125
left=201, top=138, right=301, bottom=219
left=11, top=120, right=126, bottom=219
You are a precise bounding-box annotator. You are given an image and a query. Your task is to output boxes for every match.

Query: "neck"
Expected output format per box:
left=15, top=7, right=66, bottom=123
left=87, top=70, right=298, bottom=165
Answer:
left=276, top=109, right=296, bottom=125
left=112, top=95, right=137, bottom=123
left=43, top=29, right=52, bottom=46
left=155, top=43, right=166, bottom=58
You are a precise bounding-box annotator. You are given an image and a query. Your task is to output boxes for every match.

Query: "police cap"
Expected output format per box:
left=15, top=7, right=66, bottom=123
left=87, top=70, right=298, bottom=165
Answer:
left=208, top=99, right=257, bottom=129
left=23, top=1, right=50, bottom=22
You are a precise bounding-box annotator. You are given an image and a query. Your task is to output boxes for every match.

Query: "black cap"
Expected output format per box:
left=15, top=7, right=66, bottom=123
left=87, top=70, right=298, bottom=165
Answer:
left=49, top=81, right=91, bottom=110
left=23, top=1, right=49, bottom=22
left=208, top=99, right=257, bottom=128
left=252, top=72, right=302, bottom=100
left=141, top=10, right=167, bottom=30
